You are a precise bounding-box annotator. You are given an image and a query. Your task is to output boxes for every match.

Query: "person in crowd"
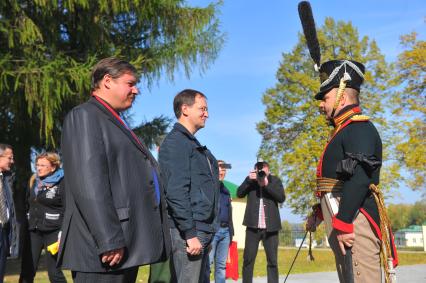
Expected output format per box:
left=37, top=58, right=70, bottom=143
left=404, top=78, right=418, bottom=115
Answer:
left=204, top=160, right=234, bottom=283
left=0, top=143, right=20, bottom=282
left=159, top=89, right=219, bottom=283
left=298, top=3, right=398, bottom=281
left=19, top=152, right=66, bottom=283
left=237, top=161, right=285, bottom=283
left=305, top=60, right=398, bottom=283
left=59, top=57, right=170, bottom=282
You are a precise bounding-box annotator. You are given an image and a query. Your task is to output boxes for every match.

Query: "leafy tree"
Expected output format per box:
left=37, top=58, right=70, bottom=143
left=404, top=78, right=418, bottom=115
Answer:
left=257, top=18, right=396, bottom=216
left=408, top=200, right=426, bottom=226
left=312, top=223, right=326, bottom=247
left=387, top=203, right=412, bottom=231
left=387, top=201, right=426, bottom=231
left=0, top=0, right=224, bottom=185
left=392, top=32, right=426, bottom=190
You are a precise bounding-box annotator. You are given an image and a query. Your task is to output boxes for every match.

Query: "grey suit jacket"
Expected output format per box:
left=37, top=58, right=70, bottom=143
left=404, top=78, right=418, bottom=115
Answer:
left=58, top=97, right=170, bottom=272
left=1, top=172, right=20, bottom=259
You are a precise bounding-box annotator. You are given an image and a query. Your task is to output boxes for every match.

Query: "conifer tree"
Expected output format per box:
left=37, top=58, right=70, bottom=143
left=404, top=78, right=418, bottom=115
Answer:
left=0, top=0, right=224, bottom=184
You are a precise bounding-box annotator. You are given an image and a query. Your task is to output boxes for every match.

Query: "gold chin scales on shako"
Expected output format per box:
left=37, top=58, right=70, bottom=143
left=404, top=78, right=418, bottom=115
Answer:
left=298, top=2, right=398, bottom=283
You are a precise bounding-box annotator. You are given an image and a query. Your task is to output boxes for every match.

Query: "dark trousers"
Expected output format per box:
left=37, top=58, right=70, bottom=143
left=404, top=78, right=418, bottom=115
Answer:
left=71, top=267, right=138, bottom=283
left=19, top=229, right=67, bottom=283
left=0, top=224, right=10, bottom=283
left=242, top=228, right=279, bottom=283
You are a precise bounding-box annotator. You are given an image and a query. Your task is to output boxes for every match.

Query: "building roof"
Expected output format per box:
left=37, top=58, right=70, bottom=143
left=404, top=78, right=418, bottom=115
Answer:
left=396, top=225, right=422, bottom=233
left=223, top=180, right=238, bottom=198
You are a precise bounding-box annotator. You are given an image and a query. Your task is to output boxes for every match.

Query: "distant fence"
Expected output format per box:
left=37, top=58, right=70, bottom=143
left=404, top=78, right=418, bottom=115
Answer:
left=279, top=229, right=307, bottom=247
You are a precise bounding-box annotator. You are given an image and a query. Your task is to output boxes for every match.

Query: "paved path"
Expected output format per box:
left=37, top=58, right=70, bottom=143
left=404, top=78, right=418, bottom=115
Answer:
left=225, top=264, right=426, bottom=282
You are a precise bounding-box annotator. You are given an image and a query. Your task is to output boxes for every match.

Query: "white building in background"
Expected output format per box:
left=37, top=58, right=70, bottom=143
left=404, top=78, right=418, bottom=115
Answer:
left=394, top=225, right=423, bottom=248
left=231, top=201, right=247, bottom=248
left=423, top=222, right=426, bottom=252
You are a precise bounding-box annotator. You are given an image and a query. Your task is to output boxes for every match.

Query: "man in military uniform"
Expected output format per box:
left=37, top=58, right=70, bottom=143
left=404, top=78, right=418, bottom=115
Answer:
left=297, top=2, right=397, bottom=281
left=305, top=59, right=398, bottom=283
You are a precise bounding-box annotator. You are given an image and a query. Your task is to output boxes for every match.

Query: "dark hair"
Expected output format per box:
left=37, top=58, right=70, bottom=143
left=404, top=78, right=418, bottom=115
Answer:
left=91, top=57, right=138, bottom=91
left=0, top=144, right=12, bottom=156
left=173, top=89, right=207, bottom=119
left=254, top=161, right=269, bottom=169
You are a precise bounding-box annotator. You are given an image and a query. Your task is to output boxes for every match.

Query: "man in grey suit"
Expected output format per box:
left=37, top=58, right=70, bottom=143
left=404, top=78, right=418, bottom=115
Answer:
left=59, top=58, right=170, bottom=282
left=0, top=144, right=20, bottom=282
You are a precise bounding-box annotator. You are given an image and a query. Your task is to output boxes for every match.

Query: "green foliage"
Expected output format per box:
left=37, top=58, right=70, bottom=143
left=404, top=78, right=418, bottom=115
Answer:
left=387, top=203, right=412, bottom=231
left=387, top=201, right=426, bottom=231
left=312, top=222, right=326, bottom=246
left=392, top=32, right=426, bottom=190
left=257, top=18, right=396, bottom=216
left=408, top=200, right=426, bottom=226
left=132, top=115, right=173, bottom=150
left=0, top=0, right=224, bottom=182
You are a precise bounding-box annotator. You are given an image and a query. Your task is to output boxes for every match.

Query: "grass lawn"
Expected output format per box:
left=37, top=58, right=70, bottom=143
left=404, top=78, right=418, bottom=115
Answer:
left=5, top=248, right=426, bottom=282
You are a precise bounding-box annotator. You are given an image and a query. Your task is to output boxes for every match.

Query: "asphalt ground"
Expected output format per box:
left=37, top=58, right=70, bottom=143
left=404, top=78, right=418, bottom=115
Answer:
left=226, top=264, right=426, bottom=283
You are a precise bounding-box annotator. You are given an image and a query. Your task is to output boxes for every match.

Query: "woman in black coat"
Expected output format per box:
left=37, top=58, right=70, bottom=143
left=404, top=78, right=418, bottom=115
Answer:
left=19, top=152, right=66, bottom=283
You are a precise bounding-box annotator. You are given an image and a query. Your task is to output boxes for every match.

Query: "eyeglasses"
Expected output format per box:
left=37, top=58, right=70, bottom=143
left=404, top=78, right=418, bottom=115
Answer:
left=0, top=156, right=14, bottom=161
left=198, top=106, right=208, bottom=113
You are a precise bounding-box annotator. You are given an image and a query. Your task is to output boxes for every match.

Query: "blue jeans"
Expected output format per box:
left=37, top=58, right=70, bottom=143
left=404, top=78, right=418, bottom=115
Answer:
left=205, top=227, right=230, bottom=283
left=170, top=227, right=213, bottom=283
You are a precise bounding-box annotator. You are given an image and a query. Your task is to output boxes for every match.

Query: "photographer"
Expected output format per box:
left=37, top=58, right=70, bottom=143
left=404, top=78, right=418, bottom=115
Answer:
left=237, top=161, right=285, bottom=283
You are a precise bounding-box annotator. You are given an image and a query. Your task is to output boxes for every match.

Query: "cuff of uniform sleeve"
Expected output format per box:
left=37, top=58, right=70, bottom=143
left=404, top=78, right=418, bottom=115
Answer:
left=184, top=228, right=197, bottom=240
left=332, top=216, right=353, bottom=233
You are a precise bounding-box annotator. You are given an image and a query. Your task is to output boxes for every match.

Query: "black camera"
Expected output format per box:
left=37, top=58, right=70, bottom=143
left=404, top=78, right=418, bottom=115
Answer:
left=219, top=163, right=232, bottom=169
left=255, top=161, right=266, bottom=180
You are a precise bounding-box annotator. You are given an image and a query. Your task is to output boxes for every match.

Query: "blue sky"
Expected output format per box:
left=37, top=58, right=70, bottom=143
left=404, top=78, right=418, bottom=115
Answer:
left=131, top=0, right=425, bottom=222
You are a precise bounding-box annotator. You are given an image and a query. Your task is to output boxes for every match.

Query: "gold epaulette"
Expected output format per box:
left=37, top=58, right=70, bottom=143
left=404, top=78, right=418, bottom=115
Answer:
left=350, top=114, right=370, bottom=121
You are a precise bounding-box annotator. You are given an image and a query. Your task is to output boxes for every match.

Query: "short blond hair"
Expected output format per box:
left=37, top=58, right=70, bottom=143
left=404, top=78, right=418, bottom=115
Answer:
left=345, top=88, right=360, bottom=104
left=36, top=152, right=61, bottom=169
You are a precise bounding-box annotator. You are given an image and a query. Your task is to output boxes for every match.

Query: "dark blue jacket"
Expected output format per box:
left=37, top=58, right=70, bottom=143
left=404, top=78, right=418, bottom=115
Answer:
left=159, top=123, right=220, bottom=239
left=218, top=182, right=234, bottom=239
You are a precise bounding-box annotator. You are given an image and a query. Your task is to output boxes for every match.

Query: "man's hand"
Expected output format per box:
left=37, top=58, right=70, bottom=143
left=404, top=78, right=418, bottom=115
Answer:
left=336, top=232, right=355, bottom=255
left=186, top=237, right=202, bottom=256
left=305, top=214, right=317, bottom=232
left=101, top=248, right=124, bottom=266
left=248, top=170, right=257, bottom=180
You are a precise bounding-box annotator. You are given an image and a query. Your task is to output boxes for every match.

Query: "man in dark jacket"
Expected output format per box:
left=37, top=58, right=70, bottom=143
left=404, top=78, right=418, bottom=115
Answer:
left=59, top=57, right=170, bottom=282
left=0, top=143, right=20, bottom=282
left=237, top=161, right=285, bottom=283
left=159, top=89, right=219, bottom=283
